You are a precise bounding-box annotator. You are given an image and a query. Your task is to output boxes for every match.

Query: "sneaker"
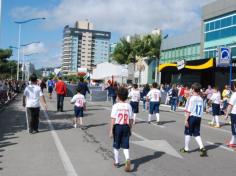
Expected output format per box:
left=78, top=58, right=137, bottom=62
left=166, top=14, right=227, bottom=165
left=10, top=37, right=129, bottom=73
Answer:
left=180, top=148, right=189, bottom=153
left=124, top=159, right=131, bottom=172
left=200, top=148, right=207, bottom=157
left=208, top=122, right=214, bottom=126
left=113, top=163, right=120, bottom=168
left=226, top=143, right=236, bottom=148
left=214, top=125, right=220, bottom=128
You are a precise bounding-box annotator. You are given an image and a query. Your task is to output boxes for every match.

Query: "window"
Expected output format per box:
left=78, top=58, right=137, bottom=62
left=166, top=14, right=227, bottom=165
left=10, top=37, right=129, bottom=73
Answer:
left=210, top=22, right=214, bottom=30
left=206, top=23, right=210, bottom=32
left=215, top=20, right=220, bottom=29
left=233, top=15, right=236, bottom=25
left=221, top=17, right=232, bottom=28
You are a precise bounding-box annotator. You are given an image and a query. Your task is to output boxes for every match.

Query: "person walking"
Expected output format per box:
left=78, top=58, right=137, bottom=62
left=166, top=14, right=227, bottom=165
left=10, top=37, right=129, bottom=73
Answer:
left=77, top=77, right=90, bottom=97
left=171, top=84, right=178, bottom=112
left=55, top=77, right=67, bottom=112
left=141, top=84, right=150, bottom=112
left=23, top=74, right=47, bottom=134
left=47, top=78, right=54, bottom=99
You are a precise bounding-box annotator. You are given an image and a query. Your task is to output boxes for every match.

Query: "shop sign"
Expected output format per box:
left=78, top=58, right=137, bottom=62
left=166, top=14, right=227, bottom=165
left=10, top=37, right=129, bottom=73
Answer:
left=177, top=60, right=185, bottom=70
left=216, top=47, right=231, bottom=67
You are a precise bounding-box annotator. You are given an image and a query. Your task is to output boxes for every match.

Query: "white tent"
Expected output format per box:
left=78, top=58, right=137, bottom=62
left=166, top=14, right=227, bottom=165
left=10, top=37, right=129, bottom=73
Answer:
left=91, top=62, right=128, bottom=80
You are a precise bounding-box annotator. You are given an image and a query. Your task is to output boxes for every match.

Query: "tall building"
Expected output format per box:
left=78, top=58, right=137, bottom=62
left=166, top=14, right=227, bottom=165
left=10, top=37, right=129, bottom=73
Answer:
left=62, top=21, right=111, bottom=75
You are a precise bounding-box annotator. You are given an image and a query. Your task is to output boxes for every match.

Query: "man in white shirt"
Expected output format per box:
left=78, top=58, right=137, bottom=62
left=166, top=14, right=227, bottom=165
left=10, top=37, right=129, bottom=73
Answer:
left=146, top=82, right=161, bottom=124
left=23, top=74, right=47, bottom=134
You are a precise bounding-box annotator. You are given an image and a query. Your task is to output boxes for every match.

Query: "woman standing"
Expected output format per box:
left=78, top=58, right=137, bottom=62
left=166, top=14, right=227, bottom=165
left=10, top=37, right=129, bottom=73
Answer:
left=171, top=84, right=178, bottom=112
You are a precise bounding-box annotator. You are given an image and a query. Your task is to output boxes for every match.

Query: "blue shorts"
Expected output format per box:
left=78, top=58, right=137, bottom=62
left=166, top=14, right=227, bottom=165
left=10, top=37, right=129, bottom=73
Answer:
left=113, top=124, right=130, bottom=149
left=230, top=114, right=236, bottom=135
left=212, top=103, right=220, bottom=116
left=48, top=86, right=53, bottom=93
left=185, top=116, right=201, bottom=137
left=130, top=101, right=139, bottom=113
left=74, top=106, right=84, bottom=118
left=149, top=102, right=160, bottom=114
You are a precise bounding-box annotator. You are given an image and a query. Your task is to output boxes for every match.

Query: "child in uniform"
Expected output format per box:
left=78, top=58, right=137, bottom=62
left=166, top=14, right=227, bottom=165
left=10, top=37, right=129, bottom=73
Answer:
left=146, top=82, right=161, bottom=124
left=71, top=87, right=86, bottom=128
left=209, top=87, right=221, bottom=128
left=128, top=84, right=140, bottom=124
left=109, top=87, right=133, bottom=172
left=180, top=83, right=207, bottom=157
left=225, top=82, right=236, bottom=148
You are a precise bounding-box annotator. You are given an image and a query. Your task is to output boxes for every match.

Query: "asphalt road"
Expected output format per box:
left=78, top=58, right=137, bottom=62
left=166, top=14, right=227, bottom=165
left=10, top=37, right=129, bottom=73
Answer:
left=0, top=94, right=236, bottom=176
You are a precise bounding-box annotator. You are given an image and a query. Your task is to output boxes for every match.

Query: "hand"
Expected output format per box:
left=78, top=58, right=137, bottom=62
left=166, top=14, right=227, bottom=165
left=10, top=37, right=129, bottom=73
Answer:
left=185, top=121, right=189, bottom=128
left=44, top=104, right=48, bottom=111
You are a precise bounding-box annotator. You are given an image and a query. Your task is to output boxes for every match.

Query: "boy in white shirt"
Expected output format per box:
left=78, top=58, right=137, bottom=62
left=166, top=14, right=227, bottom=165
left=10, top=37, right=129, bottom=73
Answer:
left=146, top=82, right=161, bottom=124
left=71, top=87, right=86, bottom=128
left=209, top=87, right=221, bottom=128
left=109, top=87, right=133, bottom=172
left=225, top=82, right=236, bottom=148
left=128, top=84, right=140, bottom=124
left=180, top=83, right=207, bottom=157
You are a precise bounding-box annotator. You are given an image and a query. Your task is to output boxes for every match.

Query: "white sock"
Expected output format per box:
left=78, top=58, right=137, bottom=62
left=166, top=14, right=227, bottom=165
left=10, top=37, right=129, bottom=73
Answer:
left=156, top=113, right=160, bottom=122
left=114, top=148, right=119, bottom=164
left=133, top=114, right=136, bottom=122
left=230, top=135, right=236, bottom=144
left=184, top=135, right=191, bottom=151
left=215, top=116, right=219, bottom=126
left=148, top=114, right=152, bottom=122
left=123, top=149, right=130, bottom=160
left=195, top=136, right=204, bottom=149
left=211, top=116, right=215, bottom=124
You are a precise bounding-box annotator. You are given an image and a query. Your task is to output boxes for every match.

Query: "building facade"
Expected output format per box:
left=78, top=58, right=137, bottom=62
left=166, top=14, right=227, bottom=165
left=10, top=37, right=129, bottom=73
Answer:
left=62, top=21, right=111, bottom=75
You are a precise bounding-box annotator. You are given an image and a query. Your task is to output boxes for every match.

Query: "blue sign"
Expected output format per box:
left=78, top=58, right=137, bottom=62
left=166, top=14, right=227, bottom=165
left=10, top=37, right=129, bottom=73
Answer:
left=216, top=47, right=231, bottom=67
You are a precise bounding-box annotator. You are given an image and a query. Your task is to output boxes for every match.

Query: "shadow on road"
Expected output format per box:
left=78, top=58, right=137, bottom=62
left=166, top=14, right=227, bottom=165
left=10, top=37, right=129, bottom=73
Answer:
left=0, top=97, right=26, bottom=171
left=130, top=151, right=165, bottom=172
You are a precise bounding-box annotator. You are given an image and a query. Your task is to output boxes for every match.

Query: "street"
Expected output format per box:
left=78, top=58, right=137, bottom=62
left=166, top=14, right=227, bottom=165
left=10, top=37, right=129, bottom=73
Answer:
left=1, top=94, right=236, bottom=176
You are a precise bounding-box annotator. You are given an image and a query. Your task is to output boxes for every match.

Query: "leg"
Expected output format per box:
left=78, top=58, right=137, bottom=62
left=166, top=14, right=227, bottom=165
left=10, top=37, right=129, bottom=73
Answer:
left=57, top=94, right=60, bottom=111
left=114, top=148, right=119, bottom=164
left=33, top=107, right=40, bottom=132
left=184, top=135, right=191, bottom=151
left=27, top=108, right=33, bottom=133
left=60, top=95, right=64, bottom=111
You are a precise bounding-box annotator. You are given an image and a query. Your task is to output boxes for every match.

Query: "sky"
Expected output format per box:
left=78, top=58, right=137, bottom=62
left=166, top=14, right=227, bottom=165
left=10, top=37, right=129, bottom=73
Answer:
left=0, top=0, right=215, bottom=69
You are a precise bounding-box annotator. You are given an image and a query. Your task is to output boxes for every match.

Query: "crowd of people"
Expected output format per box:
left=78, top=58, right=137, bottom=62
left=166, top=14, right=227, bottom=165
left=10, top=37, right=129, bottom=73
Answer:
left=20, top=75, right=236, bottom=172
left=0, top=79, right=25, bottom=106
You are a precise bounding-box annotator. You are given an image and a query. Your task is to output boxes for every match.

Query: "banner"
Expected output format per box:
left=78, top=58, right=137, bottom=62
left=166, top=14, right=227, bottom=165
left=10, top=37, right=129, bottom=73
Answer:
left=177, top=60, right=185, bottom=70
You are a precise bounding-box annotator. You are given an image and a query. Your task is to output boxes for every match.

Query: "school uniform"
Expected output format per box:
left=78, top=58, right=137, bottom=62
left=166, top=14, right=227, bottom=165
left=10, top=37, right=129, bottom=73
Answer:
left=71, top=93, right=86, bottom=118
left=128, top=89, right=140, bottom=113
left=211, top=92, right=221, bottom=116
left=111, top=103, right=133, bottom=149
left=228, top=92, right=236, bottom=135
left=185, top=95, right=203, bottom=136
left=147, top=89, right=161, bottom=114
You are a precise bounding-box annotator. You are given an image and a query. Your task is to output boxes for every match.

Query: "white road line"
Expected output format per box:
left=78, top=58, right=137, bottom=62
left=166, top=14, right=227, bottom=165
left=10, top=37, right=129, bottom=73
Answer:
left=42, top=110, right=78, bottom=176
left=132, top=131, right=147, bottom=140
left=202, top=124, right=231, bottom=134
left=206, top=141, right=235, bottom=152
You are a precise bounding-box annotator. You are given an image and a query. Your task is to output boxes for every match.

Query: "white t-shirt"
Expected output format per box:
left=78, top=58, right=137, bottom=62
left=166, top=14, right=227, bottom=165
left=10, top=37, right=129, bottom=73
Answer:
left=111, top=102, right=133, bottom=125
left=147, top=89, right=161, bottom=102
left=185, top=95, right=203, bottom=118
left=71, top=93, right=86, bottom=107
left=128, top=89, right=140, bottom=102
left=229, top=92, right=236, bottom=114
left=24, top=84, right=43, bottom=108
left=210, top=92, right=221, bottom=104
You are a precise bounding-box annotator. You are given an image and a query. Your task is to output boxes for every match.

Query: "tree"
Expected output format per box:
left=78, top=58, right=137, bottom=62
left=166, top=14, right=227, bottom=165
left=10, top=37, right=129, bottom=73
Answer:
left=0, top=49, right=12, bottom=62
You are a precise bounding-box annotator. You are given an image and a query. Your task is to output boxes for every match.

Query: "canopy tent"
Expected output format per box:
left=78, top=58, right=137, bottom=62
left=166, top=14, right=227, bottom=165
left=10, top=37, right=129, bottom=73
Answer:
left=91, top=62, right=128, bottom=80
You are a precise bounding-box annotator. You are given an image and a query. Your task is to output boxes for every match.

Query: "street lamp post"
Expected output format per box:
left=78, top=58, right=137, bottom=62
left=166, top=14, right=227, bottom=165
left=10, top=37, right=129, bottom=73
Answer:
left=10, top=41, right=40, bottom=80
left=14, top=17, right=46, bottom=81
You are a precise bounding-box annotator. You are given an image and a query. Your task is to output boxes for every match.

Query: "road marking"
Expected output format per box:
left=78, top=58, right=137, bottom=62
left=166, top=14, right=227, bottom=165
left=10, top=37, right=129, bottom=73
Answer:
left=206, top=141, right=235, bottom=152
left=42, top=110, right=78, bottom=176
left=132, top=132, right=183, bottom=159
left=202, top=124, right=231, bottom=134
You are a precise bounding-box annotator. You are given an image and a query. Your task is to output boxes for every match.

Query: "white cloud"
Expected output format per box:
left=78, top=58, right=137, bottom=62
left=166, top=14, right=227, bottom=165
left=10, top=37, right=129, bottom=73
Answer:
left=22, top=42, right=47, bottom=55
left=11, top=0, right=216, bottom=35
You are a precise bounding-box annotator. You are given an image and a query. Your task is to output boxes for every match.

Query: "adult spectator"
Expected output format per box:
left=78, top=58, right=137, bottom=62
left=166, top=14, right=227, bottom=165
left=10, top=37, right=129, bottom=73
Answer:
left=205, top=85, right=213, bottom=103
left=23, top=74, right=47, bottom=134
left=141, top=84, right=150, bottom=111
left=55, top=77, right=67, bottom=112
left=222, top=85, right=231, bottom=113
left=77, top=77, right=90, bottom=97
left=178, top=85, right=185, bottom=107
left=47, top=78, right=54, bottom=99
left=171, top=84, right=178, bottom=112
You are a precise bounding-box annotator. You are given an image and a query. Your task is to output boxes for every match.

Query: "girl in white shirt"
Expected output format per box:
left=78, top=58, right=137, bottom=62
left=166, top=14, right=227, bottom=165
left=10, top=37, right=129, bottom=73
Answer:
left=209, top=87, right=221, bottom=128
